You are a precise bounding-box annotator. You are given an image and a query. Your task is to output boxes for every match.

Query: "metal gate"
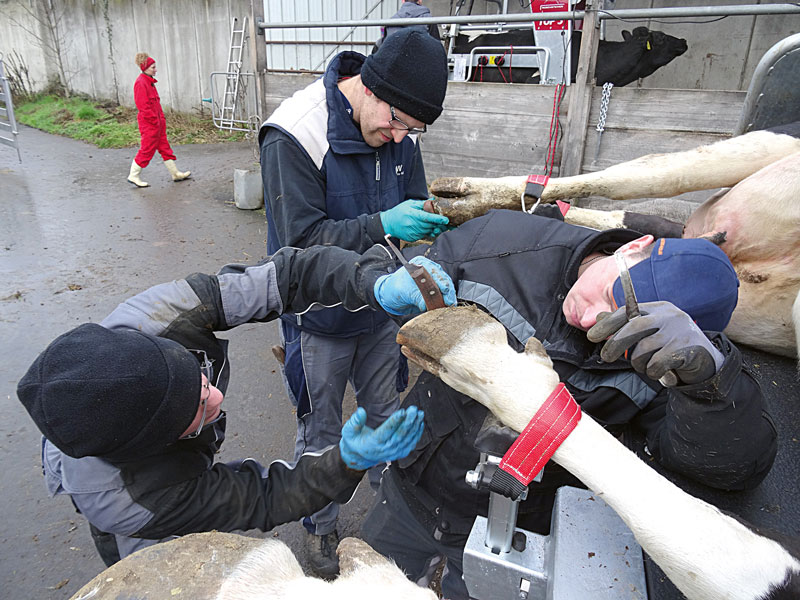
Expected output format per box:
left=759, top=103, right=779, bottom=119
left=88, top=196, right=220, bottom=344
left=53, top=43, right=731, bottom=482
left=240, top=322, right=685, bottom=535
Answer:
left=0, top=53, right=21, bottom=162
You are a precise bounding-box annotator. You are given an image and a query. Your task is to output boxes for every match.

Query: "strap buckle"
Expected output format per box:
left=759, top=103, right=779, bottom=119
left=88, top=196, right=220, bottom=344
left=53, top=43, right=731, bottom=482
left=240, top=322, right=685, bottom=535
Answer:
left=521, top=174, right=550, bottom=214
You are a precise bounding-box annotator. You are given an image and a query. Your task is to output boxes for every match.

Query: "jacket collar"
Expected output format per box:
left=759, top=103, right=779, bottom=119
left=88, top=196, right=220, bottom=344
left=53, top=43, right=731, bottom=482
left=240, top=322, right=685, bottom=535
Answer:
left=324, top=51, right=375, bottom=155
left=561, top=227, right=641, bottom=291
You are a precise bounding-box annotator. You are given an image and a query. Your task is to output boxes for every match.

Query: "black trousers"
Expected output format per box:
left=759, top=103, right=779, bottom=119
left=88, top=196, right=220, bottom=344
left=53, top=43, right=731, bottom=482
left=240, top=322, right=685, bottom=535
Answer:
left=362, top=471, right=472, bottom=599
left=89, top=523, right=121, bottom=567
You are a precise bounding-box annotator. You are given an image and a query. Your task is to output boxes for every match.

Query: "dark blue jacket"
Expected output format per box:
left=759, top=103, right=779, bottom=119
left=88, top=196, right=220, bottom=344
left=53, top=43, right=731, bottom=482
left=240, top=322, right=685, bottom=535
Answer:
left=259, top=51, right=429, bottom=337
left=376, top=2, right=438, bottom=50
left=394, top=210, right=777, bottom=537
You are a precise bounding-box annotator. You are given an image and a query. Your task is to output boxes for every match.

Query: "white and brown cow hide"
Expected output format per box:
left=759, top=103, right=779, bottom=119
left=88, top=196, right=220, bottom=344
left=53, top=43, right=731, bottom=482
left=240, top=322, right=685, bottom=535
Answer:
left=69, top=532, right=435, bottom=600
left=428, top=125, right=800, bottom=359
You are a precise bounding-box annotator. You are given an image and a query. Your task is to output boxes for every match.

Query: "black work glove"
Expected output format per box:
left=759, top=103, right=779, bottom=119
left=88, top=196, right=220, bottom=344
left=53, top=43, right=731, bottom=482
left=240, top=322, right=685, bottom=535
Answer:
left=586, top=301, right=724, bottom=385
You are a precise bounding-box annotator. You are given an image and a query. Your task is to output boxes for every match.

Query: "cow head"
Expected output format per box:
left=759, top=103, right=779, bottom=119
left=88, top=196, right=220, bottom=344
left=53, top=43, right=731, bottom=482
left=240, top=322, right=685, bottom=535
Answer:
left=606, top=27, right=688, bottom=86
left=621, top=27, right=688, bottom=68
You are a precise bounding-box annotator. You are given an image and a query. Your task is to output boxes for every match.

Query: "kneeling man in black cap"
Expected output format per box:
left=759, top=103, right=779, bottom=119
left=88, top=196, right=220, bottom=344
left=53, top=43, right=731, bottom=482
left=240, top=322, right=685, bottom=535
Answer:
left=17, top=244, right=455, bottom=567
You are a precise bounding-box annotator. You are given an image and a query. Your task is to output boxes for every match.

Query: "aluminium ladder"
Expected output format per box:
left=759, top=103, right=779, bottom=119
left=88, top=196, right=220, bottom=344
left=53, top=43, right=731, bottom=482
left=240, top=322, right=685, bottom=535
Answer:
left=219, top=17, right=248, bottom=130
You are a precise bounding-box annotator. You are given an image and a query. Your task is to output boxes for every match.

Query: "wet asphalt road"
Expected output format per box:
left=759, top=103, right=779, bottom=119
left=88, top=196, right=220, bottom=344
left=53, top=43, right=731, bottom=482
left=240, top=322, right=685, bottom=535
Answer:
left=1, top=126, right=798, bottom=600
left=0, top=126, right=373, bottom=599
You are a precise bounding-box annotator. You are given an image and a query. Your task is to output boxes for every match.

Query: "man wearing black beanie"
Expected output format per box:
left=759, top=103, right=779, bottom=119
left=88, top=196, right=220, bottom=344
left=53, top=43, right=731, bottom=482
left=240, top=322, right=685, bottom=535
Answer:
left=16, top=244, right=456, bottom=568
left=258, top=27, right=450, bottom=576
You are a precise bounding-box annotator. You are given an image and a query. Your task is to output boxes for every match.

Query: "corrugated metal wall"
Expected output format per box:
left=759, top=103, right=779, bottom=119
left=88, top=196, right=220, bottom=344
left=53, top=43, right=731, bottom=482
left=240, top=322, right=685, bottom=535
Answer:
left=263, top=0, right=400, bottom=72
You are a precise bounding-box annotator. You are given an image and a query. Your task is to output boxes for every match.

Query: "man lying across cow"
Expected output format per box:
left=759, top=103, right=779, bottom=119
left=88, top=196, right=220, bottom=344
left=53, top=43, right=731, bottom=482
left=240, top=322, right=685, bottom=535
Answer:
left=360, top=209, right=777, bottom=599
left=16, top=244, right=455, bottom=566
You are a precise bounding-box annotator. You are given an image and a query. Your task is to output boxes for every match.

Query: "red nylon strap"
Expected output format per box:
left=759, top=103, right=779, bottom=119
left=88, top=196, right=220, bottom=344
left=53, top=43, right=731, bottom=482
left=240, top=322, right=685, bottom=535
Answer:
left=499, top=383, right=581, bottom=485
left=556, top=200, right=571, bottom=216
left=526, top=174, right=549, bottom=188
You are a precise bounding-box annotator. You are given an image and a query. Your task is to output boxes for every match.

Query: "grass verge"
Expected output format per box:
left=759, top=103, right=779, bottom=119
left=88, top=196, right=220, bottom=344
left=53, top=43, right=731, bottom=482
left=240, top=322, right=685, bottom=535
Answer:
left=15, top=95, right=246, bottom=148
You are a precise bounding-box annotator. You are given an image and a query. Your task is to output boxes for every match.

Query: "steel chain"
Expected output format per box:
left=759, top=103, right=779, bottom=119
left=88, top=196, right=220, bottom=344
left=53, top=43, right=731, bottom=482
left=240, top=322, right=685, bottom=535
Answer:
left=596, top=82, right=614, bottom=133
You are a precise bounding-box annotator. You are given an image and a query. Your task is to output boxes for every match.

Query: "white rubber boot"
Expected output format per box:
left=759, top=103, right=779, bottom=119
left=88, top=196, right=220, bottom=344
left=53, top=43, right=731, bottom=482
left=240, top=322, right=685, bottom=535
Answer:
left=164, top=159, right=191, bottom=182
left=127, top=161, right=149, bottom=187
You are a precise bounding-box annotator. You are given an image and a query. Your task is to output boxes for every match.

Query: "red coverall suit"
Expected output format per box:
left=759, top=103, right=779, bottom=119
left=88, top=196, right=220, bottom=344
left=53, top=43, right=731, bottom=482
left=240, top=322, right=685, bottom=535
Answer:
left=133, top=73, right=176, bottom=167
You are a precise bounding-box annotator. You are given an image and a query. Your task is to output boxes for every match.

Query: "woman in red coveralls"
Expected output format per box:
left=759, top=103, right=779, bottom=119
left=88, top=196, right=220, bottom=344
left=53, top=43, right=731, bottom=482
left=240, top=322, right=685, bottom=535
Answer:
left=127, top=53, right=190, bottom=188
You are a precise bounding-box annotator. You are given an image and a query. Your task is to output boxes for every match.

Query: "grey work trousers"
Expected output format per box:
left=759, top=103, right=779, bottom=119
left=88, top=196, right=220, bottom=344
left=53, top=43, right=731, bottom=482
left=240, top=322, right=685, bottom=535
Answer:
left=281, top=318, right=402, bottom=535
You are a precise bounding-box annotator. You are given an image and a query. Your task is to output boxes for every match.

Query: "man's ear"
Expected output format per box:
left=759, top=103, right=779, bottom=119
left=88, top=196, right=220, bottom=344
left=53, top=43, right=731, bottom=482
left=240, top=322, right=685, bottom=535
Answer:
left=364, top=86, right=374, bottom=97
left=619, top=234, right=655, bottom=255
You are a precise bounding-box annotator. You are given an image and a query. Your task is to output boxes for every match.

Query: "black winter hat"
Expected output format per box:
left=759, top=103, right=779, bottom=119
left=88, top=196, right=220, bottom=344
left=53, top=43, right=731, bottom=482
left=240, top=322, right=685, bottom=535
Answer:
left=361, top=28, right=448, bottom=124
left=17, top=323, right=201, bottom=462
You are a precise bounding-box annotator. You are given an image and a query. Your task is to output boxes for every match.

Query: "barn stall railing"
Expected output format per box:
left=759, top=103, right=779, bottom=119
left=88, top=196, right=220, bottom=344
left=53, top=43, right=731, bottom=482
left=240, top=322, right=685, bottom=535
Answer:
left=249, top=3, right=800, bottom=179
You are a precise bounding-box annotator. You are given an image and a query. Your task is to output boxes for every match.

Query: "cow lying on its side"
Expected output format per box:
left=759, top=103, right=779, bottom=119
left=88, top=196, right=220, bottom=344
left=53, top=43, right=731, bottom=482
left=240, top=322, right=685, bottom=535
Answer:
left=452, top=26, right=687, bottom=85
left=68, top=532, right=436, bottom=600
left=427, top=123, right=800, bottom=360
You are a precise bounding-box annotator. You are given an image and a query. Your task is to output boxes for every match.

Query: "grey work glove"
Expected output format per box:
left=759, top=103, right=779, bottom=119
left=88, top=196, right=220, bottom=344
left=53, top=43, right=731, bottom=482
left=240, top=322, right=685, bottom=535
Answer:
left=586, top=301, right=724, bottom=385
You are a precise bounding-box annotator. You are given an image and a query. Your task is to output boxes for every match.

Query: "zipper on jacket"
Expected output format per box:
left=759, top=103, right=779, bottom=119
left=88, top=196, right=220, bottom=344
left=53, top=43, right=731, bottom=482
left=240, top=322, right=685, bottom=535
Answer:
left=375, top=152, right=381, bottom=181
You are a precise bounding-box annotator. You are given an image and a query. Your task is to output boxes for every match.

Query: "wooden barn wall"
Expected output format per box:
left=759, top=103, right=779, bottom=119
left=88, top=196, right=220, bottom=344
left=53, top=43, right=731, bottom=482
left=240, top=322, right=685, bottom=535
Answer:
left=264, top=73, right=744, bottom=195
left=582, top=87, right=745, bottom=172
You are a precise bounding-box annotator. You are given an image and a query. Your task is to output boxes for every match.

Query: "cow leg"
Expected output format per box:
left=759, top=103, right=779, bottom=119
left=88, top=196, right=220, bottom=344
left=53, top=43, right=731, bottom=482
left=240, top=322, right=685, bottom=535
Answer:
left=794, top=290, right=800, bottom=365
left=544, top=130, right=800, bottom=201
left=428, top=130, right=800, bottom=225
left=563, top=205, right=684, bottom=238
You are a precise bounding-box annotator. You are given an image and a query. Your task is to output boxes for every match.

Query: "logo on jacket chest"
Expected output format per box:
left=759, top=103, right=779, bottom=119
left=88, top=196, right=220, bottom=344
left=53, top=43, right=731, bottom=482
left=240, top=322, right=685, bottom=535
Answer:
left=395, top=164, right=404, bottom=177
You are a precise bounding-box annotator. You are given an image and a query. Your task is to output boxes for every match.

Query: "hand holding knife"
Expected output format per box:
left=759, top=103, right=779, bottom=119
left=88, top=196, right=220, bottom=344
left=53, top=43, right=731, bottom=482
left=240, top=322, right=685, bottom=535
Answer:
left=384, top=235, right=448, bottom=312
left=610, top=252, right=679, bottom=387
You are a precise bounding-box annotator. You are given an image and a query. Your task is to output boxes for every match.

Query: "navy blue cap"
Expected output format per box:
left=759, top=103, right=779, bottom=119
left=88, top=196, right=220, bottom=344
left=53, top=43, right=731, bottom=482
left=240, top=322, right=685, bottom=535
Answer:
left=612, top=238, right=739, bottom=332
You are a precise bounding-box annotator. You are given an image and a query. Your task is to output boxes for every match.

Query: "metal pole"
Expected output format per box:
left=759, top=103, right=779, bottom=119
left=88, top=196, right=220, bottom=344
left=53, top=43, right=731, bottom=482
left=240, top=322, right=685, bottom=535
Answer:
left=250, top=0, right=268, bottom=124
left=561, top=0, right=601, bottom=177
left=257, top=4, right=800, bottom=30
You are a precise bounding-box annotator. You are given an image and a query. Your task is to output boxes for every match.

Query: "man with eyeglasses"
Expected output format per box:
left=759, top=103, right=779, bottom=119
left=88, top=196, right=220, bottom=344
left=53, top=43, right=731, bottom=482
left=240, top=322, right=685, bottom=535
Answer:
left=16, top=243, right=456, bottom=568
left=358, top=210, right=777, bottom=599
left=258, top=28, right=450, bottom=575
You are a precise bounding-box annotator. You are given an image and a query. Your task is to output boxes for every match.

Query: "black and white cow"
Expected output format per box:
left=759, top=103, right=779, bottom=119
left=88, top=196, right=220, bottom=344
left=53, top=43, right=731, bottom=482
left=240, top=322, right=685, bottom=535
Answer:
left=452, top=26, right=687, bottom=85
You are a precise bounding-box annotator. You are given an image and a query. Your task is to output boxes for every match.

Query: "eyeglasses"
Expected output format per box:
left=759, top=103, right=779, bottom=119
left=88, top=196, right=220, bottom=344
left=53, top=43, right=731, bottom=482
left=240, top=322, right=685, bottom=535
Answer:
left=389, top=106, right=427, bottom=135
left=183, top=350, right=215, bottom=439
left=184, top=379, right=210, bottom=439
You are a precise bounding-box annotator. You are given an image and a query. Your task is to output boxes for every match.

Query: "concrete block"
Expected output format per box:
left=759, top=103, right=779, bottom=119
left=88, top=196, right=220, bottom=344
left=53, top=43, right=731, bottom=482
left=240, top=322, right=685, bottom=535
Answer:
left=234, top=168, right=264, bottom=210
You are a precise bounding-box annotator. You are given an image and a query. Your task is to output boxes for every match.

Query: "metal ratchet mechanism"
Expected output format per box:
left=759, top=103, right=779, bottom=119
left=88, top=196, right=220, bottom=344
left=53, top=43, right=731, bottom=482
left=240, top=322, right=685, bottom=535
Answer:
left=614, top=251, right=678, bottom=387
left=384, top=235, right=447, bottom=311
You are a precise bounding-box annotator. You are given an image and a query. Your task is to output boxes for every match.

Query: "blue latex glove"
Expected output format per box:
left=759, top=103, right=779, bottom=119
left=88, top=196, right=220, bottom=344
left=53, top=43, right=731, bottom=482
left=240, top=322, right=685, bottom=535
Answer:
left=339, top=406, right=425, bottom=471
left=380, top=199, right=450, bottom=242
left=586, top=301, right=724, bottom=385
left=374, top=256, right=457, bottom=315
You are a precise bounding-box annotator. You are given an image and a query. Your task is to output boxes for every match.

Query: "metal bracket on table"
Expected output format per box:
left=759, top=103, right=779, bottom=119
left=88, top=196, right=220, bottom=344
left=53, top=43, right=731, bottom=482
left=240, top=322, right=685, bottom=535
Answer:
left=463, top=454, right=648, bottom=599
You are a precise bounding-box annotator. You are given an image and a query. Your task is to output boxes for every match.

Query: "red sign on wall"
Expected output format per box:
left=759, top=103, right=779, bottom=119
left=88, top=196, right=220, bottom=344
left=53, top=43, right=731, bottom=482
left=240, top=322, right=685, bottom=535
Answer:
left=532, top=0, right=569, bottom=30
left=531, top=0, right=584, bottom=31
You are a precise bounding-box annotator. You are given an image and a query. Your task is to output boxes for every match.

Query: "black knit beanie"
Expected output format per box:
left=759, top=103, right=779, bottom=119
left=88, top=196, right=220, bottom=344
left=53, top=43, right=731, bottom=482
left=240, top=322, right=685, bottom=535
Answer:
left=17, top=323, right=201, bottom=462
left=361, top=28, right=448, bottom=124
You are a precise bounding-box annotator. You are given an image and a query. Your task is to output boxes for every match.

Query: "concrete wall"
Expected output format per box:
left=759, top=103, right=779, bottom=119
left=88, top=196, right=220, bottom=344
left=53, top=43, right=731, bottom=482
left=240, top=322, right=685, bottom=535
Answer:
left=0, top=0, right=252, bottom=114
